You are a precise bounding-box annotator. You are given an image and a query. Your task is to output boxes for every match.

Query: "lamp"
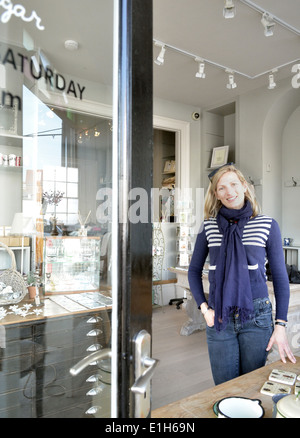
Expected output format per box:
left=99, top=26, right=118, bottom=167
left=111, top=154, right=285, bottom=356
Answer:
left=195, top=58, right=206, bottom=78
left=11, top=213, right=35, bottom=274
left=226, top=70, right=237, bottom=89
left=154, top=43, right=166, bottom=66
left=261, top=12, right=275, bottom=37
left=223, top=0, right=236, bottom=19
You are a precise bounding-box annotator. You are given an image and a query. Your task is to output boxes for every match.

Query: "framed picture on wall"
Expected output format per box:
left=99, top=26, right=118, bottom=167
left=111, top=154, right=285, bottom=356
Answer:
left=210, top=145, right=229, bottom=168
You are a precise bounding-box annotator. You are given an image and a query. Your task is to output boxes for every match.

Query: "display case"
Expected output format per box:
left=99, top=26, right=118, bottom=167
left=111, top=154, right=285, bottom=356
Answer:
left=176, top=199, right=195, bottom=267
left=44, top=236, right=101, bottom=294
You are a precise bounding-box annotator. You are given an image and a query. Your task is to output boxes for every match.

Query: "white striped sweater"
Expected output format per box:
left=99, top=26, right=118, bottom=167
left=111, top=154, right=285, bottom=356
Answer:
left=205, top=215, right=272, bottom=248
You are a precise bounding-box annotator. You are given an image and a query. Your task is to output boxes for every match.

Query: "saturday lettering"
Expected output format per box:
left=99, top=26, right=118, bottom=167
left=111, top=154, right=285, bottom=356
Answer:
left=1, top=47, right=85, bottom=100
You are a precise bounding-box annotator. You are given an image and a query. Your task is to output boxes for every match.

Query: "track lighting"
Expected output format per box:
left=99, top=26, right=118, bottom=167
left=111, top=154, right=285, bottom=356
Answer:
left=268, top=70, right=277, bottom=89
left=153, top=38, right=299, bottom=93
left=261, top=12, right=275, bottom=37
left=195, top=58, right=206, bottom=78
left=154, top=43, right=166, bottom=66
left=226, top=70, right=237, bottom=89
left=223, top=0, right=236, bottom=19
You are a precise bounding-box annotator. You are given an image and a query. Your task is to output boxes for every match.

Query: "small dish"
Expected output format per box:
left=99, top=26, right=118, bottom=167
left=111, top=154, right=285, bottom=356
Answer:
left=216, top=396, right=264, bottom=418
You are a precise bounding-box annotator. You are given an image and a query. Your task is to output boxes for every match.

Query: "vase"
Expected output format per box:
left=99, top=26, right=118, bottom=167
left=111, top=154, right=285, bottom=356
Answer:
left=51, top=217, right=59, bottom=236
left=28, top=286, right=36, bottom=299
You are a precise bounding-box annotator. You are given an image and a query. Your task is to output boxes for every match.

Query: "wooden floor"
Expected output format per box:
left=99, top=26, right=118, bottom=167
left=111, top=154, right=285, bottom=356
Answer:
left=151, top=304, right=214, bottom=410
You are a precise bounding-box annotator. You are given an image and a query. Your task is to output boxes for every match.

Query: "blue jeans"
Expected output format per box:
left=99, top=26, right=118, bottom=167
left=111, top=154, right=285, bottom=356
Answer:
left=206, top=298, right=274, bottom=385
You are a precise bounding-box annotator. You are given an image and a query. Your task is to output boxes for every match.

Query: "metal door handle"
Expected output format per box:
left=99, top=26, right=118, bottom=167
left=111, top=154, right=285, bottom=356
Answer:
left=70, top=348, right=111, bottom=376
left=130, top=330, right=159, bottom=417
left=131, top=356, right=158, bottom=395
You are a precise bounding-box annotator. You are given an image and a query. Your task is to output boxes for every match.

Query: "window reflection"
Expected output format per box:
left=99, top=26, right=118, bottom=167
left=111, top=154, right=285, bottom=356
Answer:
left=21, top=86, right=112, bottom=289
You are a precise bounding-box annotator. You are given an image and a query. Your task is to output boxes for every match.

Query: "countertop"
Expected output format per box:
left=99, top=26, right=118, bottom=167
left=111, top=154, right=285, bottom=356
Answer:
left=152, top=356, right=300, bottom=418
left=0, top=291, right=112, bottom=325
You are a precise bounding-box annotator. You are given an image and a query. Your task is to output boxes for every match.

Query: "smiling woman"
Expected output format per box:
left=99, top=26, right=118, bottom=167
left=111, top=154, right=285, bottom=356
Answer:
left=189, top=163, right=296, bottom=386
left=215, top=171, right=247, bottom=210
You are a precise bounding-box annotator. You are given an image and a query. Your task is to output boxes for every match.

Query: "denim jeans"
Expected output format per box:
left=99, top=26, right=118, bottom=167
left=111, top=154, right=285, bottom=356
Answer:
left=206, top=298, right=274, bottom=385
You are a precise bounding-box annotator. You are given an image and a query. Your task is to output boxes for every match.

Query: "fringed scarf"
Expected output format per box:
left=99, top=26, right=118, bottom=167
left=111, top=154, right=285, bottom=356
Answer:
left=214, top=201, right=254, bottom=331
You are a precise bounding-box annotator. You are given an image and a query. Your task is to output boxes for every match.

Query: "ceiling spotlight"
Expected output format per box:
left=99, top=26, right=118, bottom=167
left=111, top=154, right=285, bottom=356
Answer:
left=195, top=58, right=206, bottom=78
left=261, top=12, right=275, bottom=37
left=154, top=43, right=166, bottom=66
left=226, top=70, right=237, bottom=89
left=268, top=70, right=277, bottom=89
left=223, top=0, right=236, bottom=19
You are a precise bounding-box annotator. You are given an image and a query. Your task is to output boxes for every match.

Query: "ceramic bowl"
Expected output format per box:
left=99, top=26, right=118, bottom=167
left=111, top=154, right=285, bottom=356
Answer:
left=217, top=396, right=264, bottom=418
left=276, top=393, right=300, bottom=418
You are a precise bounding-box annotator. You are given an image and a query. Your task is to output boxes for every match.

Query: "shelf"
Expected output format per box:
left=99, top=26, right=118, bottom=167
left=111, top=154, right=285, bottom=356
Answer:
left=45, top=236, right=100, bottom=240
left=0, top=245, right=30, bottom=274
left=0, top=133, right=32, bottom=141
left=0, top=166, right=22, bottom=171
left=46, top=258, right=101, bottom=265
left=283, top=246, right=300, bottom=270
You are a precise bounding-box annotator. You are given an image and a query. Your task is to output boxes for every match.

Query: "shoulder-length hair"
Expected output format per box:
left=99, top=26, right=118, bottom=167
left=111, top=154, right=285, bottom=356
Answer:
left=204, top=164, right=260, bottom=219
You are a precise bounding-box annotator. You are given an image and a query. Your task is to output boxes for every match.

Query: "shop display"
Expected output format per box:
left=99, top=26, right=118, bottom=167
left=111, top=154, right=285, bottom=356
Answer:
left=176, top=199, right=194, bottom=267
left=44, top=236, right=101, bottom=293
left=0, top=152, right=21, bottom=166
left=0, top=241, right=27, bottom=304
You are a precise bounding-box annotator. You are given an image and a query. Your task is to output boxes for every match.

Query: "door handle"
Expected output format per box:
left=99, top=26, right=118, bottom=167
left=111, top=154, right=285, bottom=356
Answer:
left=70, top=348, right=111, bottom=376
left=131, top=356, right=158, bottom=395
left=130, top=330, right=159, bottom=417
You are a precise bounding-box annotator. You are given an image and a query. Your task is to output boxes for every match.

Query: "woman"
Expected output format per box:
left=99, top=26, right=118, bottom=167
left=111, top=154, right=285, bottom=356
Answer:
left=188, top=164, right=296, bottom=385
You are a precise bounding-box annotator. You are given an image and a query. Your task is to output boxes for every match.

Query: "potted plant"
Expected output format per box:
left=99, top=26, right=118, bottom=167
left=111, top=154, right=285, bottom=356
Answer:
left=25, top=271, right=41, bottom=299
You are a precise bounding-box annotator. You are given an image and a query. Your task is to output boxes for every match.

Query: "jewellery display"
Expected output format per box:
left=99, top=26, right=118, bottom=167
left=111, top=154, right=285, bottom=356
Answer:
left=44, top=236, right=101, bottom=293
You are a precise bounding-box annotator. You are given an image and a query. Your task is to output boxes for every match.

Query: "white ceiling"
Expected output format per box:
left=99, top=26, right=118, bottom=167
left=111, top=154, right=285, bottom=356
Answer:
left=1, top=0, right=300, bottom=111
left=153, top=0, right=300, bottom=109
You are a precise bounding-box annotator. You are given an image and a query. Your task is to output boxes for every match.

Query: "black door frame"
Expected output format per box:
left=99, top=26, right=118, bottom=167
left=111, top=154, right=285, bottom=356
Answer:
left=115, top=0, right=153, bottom=418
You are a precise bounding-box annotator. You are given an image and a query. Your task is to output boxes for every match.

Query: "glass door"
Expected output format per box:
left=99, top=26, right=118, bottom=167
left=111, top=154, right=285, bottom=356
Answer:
left=0, top=0, right=153, bottom=418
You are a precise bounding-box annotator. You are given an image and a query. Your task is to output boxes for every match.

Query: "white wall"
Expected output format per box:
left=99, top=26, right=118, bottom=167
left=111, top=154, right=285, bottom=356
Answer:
left=237, top=77, right=300, bottom=230
left=282, top=105, right=300, bottom=245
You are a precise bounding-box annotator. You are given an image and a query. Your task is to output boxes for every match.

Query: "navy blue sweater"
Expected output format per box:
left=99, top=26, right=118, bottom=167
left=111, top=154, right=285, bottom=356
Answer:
left=188, top=215, right=290, bottom=321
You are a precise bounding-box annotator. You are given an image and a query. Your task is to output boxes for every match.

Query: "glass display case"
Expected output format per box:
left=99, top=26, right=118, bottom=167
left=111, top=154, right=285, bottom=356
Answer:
left=44, top=236, right=101, bottom=294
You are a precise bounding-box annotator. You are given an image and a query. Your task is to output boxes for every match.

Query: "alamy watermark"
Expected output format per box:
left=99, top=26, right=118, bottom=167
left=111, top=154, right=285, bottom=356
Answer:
left=96, top=186, right=204, bottom=231
left=291, top=64, right=300, bottom=89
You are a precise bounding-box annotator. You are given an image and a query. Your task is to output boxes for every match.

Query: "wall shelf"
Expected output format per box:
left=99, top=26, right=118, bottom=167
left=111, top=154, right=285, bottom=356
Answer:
left=283, top=246, right=300, bottom=270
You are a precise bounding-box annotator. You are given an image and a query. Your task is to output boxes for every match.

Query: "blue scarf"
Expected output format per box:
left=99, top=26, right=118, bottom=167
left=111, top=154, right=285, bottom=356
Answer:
left=214, top=201, right=253, bottom=331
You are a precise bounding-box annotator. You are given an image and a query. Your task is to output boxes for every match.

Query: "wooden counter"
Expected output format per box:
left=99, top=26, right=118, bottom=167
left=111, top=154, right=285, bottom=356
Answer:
left=152, top=356, right=300, bottom=418
left=0, top=291, right=112, bottom=326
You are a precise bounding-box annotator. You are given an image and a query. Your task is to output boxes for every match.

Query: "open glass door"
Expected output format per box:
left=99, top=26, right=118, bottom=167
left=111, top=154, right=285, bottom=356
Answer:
left=0, top=0, right=153, bottom=418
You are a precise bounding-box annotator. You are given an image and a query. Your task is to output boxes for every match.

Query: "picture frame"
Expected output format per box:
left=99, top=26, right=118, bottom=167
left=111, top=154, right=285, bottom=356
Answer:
left=163, top=160, right=172, bottom=172
left=210, top=145, right=229, bottom=168
left=163, top=159, right=175, bottom=173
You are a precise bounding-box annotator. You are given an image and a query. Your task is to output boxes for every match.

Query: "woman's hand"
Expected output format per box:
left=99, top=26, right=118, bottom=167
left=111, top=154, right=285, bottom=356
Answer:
left=266, top=324, right=296, bottom=364
left=200, top=303, right=215, bottom=327
left=204, top=309, right=215, bottom=327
